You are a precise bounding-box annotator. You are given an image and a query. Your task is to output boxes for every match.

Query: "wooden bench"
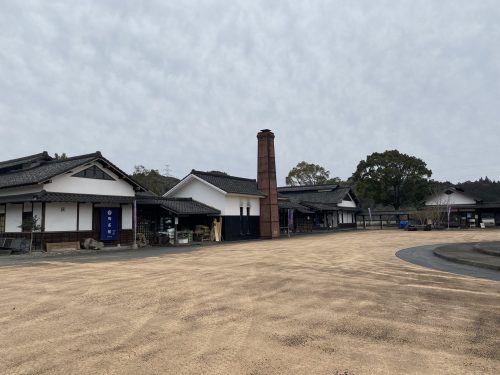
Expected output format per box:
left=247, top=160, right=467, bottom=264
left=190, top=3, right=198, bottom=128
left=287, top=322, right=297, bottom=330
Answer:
left=46, top=242, right=81, bottom=252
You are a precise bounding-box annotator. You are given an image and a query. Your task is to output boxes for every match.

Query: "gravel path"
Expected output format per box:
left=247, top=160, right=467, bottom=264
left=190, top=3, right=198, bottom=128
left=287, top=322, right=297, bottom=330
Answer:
left=1, top=230, right=499, bottom=374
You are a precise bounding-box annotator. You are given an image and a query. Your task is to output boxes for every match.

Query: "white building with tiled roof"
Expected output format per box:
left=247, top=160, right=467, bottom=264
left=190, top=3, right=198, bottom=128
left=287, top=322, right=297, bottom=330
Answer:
left=0, top=152, right=145, bottom=250
left=164, top=170, right=265, bottom=240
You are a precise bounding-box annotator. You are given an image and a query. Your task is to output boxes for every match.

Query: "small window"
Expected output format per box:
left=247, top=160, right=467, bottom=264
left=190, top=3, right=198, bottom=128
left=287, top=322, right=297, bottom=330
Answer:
left=73, top=165, right=115, bottom=181
left=0, top=214, right=5, bottom=233
left=22, top=212, right=33, bottom=232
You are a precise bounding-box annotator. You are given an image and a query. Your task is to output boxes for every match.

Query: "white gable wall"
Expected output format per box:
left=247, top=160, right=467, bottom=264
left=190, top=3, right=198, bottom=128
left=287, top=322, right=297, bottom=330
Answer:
left=339, top=199, right=357, bottom=208
left=338, top=192, right=357, bottom=208
left=44, top=162, right=135, bottom=197
left=426, top=191, right=476, bottom=206
left=168, top=177, right=227, bottom=214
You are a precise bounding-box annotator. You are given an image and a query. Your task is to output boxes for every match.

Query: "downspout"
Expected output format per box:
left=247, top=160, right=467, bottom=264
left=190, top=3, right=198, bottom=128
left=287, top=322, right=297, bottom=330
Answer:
left=132, top=199, right=138, bottom=249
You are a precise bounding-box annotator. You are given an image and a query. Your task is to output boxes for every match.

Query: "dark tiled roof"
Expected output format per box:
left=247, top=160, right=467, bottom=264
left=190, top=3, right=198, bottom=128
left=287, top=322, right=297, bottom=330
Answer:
left=277, top=200, right=314, bottom=214
left=0, top=152, right=147, bottom=191
left=279, top=187, right=354, bottom=205
left=191, top=170, right=265, bottom=196
left=0, top=191, right=134, bottom=204
left=0, top=153, right=100, bottom=189
left=0, top=151, right=52, bottom=172
left=300, top=202, right=339, bottom=211
left=136, top=195, right=220, bottom=215
left=277, top=184, right=340, bottom=193
left=277, top=185, right=360, bottom=213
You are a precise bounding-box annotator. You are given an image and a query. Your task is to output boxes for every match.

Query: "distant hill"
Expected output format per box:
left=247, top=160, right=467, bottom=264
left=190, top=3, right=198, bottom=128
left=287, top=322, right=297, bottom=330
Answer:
left=456, top=178, right=500, bottom=202
left=130, top=165, right=180, bottom=196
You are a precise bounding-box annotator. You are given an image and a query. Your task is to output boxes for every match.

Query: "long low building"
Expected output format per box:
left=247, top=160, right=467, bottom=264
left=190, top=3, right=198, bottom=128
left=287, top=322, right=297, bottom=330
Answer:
left=0, top=152, right=144, bottom=249
left=277, top=184, right=361, bottom=232
left=0, top=152, right=222, bottom=250
left=164, top=170, right=265, bottom=241
left=425, top=186, right=500, bottom=227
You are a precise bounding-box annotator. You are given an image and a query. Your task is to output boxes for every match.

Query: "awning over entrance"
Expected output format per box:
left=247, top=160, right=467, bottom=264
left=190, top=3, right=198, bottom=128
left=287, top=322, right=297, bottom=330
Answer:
left=136, top=195, right=220, bottom=216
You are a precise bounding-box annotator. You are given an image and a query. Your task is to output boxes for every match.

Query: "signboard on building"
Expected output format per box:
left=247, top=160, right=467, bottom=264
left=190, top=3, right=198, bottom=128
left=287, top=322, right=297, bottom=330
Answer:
left=100, top=208, right=118, bottom=241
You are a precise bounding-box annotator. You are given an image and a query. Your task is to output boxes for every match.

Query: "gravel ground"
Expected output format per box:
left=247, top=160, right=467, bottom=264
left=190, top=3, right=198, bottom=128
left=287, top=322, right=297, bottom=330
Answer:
left=1, top=229, right=499, bottom=375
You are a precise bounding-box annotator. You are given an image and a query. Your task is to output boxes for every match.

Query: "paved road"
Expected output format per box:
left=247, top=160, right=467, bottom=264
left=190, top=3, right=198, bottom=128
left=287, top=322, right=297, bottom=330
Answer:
left=396, top=244, right=500, bottom=281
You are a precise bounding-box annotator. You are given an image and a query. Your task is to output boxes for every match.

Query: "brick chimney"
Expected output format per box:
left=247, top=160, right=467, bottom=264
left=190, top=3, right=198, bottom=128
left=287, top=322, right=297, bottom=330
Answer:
left=257, top=129, right=280, bottom=239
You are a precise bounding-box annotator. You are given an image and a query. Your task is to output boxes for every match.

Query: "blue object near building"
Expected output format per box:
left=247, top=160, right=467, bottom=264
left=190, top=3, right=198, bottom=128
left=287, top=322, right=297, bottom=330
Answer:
left=399, top=220, right=409, bottom=229
left=100, top=208, right=119, bottom=241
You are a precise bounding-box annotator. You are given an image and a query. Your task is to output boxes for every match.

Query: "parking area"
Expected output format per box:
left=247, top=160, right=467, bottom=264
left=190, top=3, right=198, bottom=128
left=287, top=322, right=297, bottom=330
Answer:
left=1, top=230, right=499, bottom=374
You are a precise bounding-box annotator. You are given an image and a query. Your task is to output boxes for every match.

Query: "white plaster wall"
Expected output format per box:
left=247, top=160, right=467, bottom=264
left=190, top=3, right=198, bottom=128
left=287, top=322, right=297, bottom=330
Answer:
left=79, top=203, right=93, bottom=231
left=0, top=185, right=42, bottom=197
left=44, top=163, right=135, bottom=197
left=122, top=204, right=133, bottom=230
left=341, top=211, right=353, bottom=224
left=5, top=204, right=23, bottom=232
left=45, top=203, right=77, bottom=232
left=33, top=203, right=43, bottom=231
left=225, top=195, right=261, bottom=216
left=339, top=199, right=357, bottom=208
left=168, top=178, right=227, bottom=214
left=426, top=192, right=475, bottom=206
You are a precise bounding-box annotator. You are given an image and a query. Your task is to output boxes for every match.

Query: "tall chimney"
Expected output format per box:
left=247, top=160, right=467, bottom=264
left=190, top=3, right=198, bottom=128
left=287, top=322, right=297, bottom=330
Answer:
left=257, top=129, right=280, bottom=239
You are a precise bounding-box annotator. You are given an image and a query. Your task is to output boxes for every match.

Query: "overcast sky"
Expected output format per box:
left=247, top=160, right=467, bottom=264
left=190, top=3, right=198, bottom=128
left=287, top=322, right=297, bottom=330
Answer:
left=1, top=0, right=499, bottom=184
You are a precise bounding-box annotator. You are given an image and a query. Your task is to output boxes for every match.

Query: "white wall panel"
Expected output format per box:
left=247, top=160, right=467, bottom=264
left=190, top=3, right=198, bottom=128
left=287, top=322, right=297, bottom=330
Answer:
left=78, top=203, right=93, bottom=231
left=225, top=196, right=261, bottom=216
left=5, top=204, right=23, bottom=232
left=45, top=203, right=78, bottom=232
left=121, top=204, right=133, bottom=230
left=33, top=203, right=43, bottom=231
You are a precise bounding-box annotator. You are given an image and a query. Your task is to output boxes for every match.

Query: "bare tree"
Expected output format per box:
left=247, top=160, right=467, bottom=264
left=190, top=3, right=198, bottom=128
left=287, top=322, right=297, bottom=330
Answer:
left=416, top=185, right=450, bottom=228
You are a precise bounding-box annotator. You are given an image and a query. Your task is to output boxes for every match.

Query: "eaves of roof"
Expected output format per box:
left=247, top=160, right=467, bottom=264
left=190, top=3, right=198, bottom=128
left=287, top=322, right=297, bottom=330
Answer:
left=0, top=191, right=134, bottom=204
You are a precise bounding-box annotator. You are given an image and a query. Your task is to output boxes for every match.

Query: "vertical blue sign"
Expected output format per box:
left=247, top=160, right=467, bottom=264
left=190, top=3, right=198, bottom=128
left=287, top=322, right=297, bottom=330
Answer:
left=100, top=208, right=118, bottom=241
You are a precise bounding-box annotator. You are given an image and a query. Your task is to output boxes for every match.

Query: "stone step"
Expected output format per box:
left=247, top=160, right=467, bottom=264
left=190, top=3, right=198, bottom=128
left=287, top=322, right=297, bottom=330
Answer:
left=433, top=243, right=500, bottom=271
left=473, top=242, right=500, bottom=257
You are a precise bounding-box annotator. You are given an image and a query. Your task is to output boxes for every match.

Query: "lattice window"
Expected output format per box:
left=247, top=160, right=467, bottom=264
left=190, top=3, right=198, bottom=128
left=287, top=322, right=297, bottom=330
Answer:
left=72, top=165, right=115, bottom=181
left=0, top=214, right=5, bottom=233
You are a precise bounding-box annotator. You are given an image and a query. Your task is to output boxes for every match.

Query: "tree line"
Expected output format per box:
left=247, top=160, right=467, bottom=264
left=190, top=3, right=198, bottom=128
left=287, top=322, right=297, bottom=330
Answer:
left=285, top=150, right=500, bottom=211
left=53, top=152, right=499, bottom=207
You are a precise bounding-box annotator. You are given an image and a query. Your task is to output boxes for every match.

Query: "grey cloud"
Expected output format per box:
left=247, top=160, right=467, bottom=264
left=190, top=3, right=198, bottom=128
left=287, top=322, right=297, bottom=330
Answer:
left=0, top=0, right=499, bottom=184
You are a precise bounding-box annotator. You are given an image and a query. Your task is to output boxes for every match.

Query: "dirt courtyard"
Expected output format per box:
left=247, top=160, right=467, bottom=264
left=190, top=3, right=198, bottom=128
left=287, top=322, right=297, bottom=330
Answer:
left=1, top=230, right=499, bottom=375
